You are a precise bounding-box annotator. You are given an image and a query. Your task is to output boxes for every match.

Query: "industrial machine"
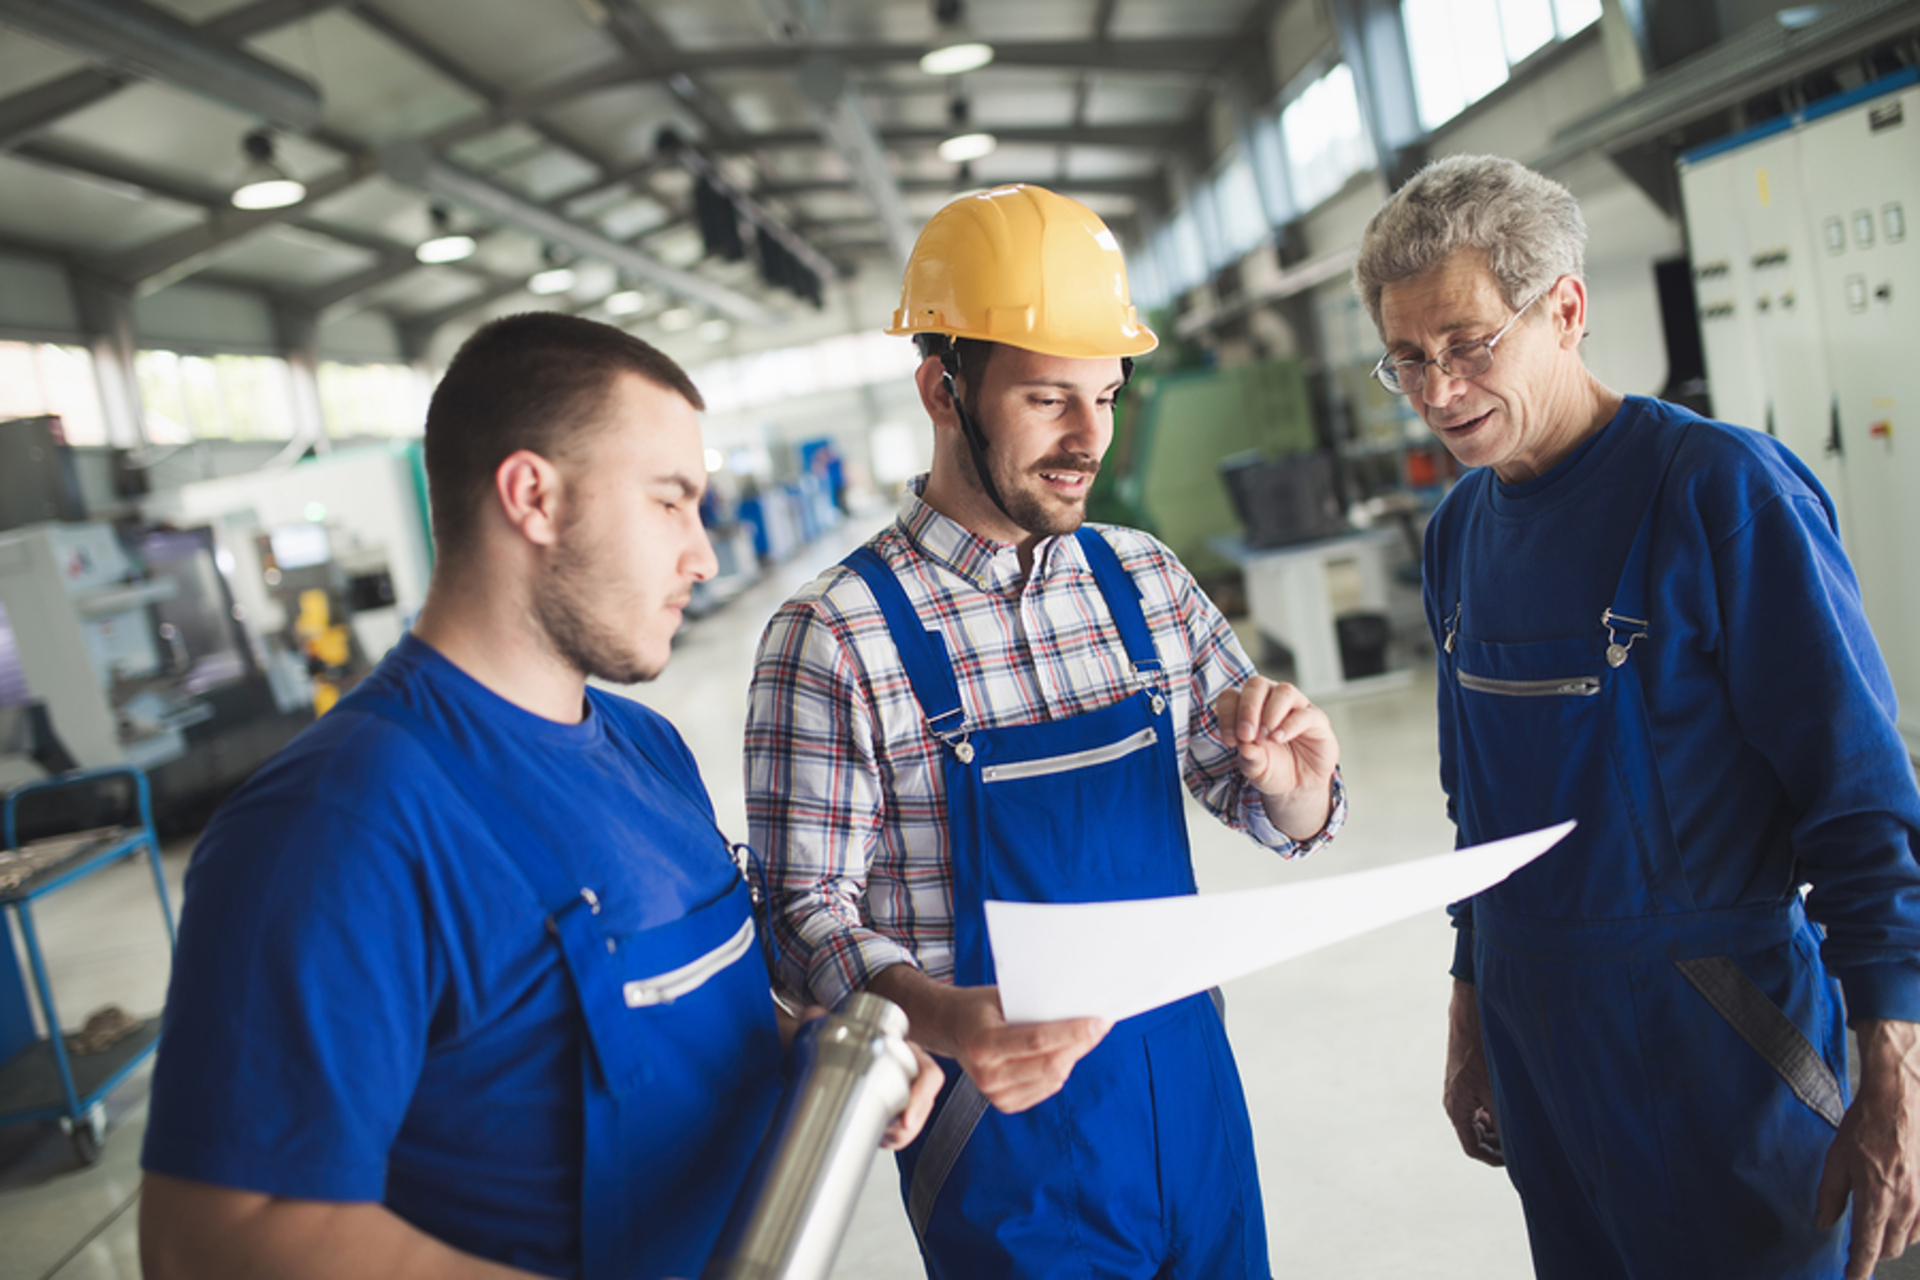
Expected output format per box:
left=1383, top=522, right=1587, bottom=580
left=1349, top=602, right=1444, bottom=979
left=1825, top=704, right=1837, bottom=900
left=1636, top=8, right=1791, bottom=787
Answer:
left=1678, top=69, right=1920, bottom=755
left=1091, top=359, right=1319, bottom=577
left=147, top=441, right=433, bottom=673
left=0, top=520, right=310, bottom=831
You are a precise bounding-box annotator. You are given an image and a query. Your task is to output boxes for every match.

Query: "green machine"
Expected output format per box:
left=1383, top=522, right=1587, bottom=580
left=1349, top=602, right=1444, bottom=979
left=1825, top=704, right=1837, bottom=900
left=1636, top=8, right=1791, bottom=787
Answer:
left=1090, top=358, right=1319, bottom=577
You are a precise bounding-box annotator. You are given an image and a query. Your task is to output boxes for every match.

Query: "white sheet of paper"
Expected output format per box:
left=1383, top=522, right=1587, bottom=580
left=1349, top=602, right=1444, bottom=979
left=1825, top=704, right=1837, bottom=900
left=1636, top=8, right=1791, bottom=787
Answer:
left=985, top=820, right=1575, bottom=1025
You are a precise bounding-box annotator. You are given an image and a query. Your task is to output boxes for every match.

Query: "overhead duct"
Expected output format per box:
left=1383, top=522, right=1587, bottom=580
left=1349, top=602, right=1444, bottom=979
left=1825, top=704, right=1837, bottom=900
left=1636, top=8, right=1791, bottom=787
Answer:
left=379, top=140, right=778, bottom=326
left=796, top=54, right=919, bottom=267
left=0, top=0, right=322, bottom=133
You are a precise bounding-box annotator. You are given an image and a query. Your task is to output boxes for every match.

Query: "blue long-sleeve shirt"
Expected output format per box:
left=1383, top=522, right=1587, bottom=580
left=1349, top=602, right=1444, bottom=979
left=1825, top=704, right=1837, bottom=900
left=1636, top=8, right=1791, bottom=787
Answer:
left=1425, top=396, right=1920, bottom=1022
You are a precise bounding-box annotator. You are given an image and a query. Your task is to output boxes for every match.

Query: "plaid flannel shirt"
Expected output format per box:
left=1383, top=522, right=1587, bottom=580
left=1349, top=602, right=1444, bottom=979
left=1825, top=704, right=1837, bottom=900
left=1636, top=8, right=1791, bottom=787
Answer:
left=744, top=479, right=1346, bottom=1008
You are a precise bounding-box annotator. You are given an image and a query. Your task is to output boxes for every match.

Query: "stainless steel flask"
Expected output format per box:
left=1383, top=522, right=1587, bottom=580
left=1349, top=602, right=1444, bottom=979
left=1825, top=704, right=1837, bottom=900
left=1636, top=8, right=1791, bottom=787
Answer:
left=702, top=992, right=919, bottom=1280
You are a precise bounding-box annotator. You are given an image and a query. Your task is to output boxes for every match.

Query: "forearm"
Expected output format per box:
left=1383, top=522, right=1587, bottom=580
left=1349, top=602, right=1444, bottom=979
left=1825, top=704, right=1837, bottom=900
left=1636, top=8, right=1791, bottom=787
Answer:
left=139, top=1173, right=540, bottom=1280
left=1855, top=1019, right=1920, bottom=1095
left=866, top=962, right=966, bottom=1059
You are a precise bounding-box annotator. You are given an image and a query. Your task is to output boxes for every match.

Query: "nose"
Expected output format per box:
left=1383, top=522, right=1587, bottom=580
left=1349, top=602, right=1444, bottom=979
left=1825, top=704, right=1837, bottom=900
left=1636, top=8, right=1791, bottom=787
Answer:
left=1062, top=397, right=1106, bottom=452
left=1421, top=363, right=1469, bottom=412
left=686, top=519, right=719, bottom=583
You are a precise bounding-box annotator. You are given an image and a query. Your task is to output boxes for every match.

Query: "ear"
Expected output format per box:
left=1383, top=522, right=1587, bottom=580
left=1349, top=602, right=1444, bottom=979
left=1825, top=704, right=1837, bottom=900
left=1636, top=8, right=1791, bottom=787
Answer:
left=915, top=356, right=962, bottom=435
left=1547, top=275, right=1588, bottom=350
left=493, top=449, right=566, bottom=548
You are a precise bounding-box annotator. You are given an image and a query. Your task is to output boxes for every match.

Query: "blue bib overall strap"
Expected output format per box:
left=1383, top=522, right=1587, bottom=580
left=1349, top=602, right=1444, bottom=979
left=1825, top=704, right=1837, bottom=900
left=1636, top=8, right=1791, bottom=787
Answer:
left=347, top=692, right=781, bottom=1280
left=1440, top=426, right=1850, bottom=1280
left=840, top=530, right=1269, bottom=1280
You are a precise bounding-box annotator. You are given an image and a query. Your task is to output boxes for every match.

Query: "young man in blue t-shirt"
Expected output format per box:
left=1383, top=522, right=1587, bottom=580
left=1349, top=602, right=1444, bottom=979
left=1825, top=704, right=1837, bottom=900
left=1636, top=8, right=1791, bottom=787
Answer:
left=138, top=313, right=937, bottom=1280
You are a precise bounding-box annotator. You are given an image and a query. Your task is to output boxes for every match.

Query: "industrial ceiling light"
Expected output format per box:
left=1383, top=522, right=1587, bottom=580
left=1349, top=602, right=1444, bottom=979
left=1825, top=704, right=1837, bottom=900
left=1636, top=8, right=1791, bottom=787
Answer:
left=528, top=244, right=577, bottom=295
left=230, top=129, right=306, bottom=210
left=658, top=306, right=697, bottom=332
left=937, top=131, right=997, bottom=163
left=698, top=318, right=732, bottom=343
left=919, top=41, right=994, bottom=75
left=415, top=203, right=477, bottom=264
left=604, top=288, right=648, bottom=316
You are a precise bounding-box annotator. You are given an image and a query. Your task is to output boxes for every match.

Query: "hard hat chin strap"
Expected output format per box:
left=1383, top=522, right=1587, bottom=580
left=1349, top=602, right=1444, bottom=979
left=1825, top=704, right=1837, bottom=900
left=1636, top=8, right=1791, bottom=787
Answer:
left=938, top=355, right=1020, bottom=527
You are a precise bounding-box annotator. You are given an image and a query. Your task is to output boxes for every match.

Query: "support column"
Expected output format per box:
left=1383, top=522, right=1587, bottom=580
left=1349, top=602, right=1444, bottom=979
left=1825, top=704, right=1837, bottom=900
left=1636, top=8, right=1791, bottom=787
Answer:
left=271, top=299, right=329, bottom=455
left=70, top=268, right=145, bottom=448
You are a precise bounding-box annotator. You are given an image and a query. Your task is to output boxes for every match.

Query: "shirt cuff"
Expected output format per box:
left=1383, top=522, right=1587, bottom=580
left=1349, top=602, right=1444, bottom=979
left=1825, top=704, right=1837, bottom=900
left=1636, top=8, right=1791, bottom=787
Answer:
left=1837, top=960, right=1920, bottom=1026
left=1239, top=766, right=1348, bottom=855
left=1449, top=900, right=1476, bottom=983
left=804, top=928, right=921, bottom=1011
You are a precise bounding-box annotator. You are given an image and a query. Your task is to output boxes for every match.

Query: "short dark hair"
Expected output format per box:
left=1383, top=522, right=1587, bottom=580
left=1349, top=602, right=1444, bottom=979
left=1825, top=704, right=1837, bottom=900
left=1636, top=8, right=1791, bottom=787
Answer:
left=911, top=333, right=997, bottom=419
left=423, top=312, right=705, bottom=557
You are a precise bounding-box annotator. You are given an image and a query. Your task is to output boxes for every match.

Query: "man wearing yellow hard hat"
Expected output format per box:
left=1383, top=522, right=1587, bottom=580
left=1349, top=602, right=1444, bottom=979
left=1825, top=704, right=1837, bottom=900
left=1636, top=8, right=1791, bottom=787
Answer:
left=744, top=184, right=1347, bottom=1276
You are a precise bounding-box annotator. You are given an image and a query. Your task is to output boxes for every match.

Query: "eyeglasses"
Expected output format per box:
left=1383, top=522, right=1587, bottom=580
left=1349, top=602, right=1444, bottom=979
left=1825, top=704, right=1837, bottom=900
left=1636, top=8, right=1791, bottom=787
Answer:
left=1370, top=289, right=1546, bottom=396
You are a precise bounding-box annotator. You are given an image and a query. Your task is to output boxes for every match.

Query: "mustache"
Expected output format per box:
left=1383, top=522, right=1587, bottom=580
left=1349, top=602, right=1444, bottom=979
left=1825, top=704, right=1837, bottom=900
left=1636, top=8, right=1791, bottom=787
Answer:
left=1029, top=456, right=1099, bottom=476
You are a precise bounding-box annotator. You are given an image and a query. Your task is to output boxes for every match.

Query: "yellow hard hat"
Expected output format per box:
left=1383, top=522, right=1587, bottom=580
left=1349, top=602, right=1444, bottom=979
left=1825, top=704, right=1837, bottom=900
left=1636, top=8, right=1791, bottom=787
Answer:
left=886, top=184, right=1158, bottom=359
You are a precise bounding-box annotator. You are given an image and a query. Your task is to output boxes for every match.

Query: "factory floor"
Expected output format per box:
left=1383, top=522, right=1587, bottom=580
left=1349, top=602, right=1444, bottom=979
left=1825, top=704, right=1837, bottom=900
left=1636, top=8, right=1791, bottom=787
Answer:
left=2, top=510, right=1912, bottom=1280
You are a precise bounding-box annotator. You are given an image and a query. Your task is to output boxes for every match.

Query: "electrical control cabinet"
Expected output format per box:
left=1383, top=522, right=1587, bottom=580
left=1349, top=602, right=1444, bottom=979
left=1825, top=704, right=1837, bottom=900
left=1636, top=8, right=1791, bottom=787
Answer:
left=1679, top=72, right=1920, bottom=755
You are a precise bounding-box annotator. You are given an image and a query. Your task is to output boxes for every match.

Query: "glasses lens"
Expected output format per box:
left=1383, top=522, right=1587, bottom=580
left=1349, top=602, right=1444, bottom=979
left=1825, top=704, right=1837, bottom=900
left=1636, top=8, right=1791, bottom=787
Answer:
left=1376, top=360, right=1414, bottom=395
left=1441, top=341, right=1494, bottom=380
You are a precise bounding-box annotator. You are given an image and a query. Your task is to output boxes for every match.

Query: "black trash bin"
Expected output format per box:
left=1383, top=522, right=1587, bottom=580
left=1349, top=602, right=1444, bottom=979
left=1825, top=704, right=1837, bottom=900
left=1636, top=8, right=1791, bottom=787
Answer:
left=1336, top=611, right=1391, bottom=680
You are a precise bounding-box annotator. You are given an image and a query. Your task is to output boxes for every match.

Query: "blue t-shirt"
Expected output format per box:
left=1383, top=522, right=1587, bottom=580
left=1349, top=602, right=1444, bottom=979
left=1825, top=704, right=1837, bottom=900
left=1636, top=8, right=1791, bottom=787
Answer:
left=142, top=635, right=755, bottom=1276
left=1424, top=396, right=1920, bottom=1018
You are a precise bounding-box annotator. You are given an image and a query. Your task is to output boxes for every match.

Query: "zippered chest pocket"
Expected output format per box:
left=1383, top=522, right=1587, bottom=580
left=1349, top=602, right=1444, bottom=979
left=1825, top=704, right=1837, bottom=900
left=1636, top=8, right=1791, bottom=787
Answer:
left=981, top=725, right=1159, bottom=783
left=622, top=915, right=756, bottom=1007
left=1458, top=671, right=1601, bottom=698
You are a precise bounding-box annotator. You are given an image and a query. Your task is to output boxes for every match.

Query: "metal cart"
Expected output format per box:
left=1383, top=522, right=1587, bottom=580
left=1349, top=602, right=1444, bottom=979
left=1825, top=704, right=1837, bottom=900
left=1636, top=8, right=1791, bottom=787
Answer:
left=0, top=765, right=174, bottom=1165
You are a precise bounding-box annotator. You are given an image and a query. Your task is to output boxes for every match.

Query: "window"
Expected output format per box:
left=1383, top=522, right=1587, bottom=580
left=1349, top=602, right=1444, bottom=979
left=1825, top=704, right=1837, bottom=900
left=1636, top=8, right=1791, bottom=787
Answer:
left=318, top=361, right=428, bottom=438
left=1209, top=151, right=1273, bottom=262
left=135, top=350, right=296, bottom=442
left=1129, top=237, right=1171, bottom=312
left=1405, top=0, right=1603, bottom=131
left=1282, top=64, right=1376, bottom=212
left=690, top=330, right=919, bottom=416
left=1167, top=209, right=1209, bottom=294
left=0, top=341, right=108, bottom=445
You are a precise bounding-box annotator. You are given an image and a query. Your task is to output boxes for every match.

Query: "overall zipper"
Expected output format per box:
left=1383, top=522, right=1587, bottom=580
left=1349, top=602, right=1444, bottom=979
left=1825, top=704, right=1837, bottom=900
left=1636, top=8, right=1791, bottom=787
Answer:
left=1458, top=671, right=1601, bottom=698
left=622, top=916, right=755, bottom=1008
left=981, top=726, right=1160, bottom=783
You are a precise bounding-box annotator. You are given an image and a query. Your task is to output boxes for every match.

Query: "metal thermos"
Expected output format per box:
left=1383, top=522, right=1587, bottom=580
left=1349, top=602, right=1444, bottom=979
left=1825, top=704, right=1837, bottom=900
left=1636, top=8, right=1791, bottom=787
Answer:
left=702, top=993, right=919, bottom=1280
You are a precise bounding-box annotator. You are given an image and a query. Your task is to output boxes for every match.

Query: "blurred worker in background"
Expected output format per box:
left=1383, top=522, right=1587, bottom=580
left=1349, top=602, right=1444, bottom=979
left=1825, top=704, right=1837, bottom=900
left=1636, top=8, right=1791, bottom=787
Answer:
left=744, top=183, right=1345, bottom=1278
left=138, top=312, right=937, bottom=1280
left=1355, top=154, right=1920, bottom=1280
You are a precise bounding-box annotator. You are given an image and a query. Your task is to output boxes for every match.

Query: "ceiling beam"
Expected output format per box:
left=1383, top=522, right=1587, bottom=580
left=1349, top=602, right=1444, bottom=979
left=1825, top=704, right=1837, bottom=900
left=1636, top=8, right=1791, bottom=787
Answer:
left=755, top=175, right=1160, bottom=201
left=422, top=36, right=1232, bottom=150
left=597, top=0, right=748, bottom=146
left=394, top=276, right=534, bottom=360
left=380, top=140, right=778, bottom=325
left=713, top=122, right=1186, bottom=154
left=98, top=157, right=376, bottom=293
left=343, top=1, right=625, bottom=178
left=0, top=0, right=345, bottom=151
left=0, top=0, right=323, bottom=132
left=0, top=69, right=130, bottom=151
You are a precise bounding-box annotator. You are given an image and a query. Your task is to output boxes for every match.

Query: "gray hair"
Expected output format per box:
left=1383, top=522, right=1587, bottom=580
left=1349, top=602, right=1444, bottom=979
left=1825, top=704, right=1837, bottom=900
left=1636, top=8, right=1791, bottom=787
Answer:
left=1353, top=155, right=1586, bottom=329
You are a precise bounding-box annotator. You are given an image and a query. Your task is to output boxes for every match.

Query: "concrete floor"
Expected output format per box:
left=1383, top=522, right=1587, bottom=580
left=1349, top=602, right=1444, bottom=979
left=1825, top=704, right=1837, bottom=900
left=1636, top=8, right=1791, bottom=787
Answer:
left=2, top=510, right=1911, bottom=1279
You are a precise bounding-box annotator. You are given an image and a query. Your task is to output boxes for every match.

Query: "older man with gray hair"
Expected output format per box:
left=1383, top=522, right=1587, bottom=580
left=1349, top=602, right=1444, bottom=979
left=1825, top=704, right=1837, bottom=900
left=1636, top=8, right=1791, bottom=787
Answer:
left=1354, top=154, right=1920, bottom=1279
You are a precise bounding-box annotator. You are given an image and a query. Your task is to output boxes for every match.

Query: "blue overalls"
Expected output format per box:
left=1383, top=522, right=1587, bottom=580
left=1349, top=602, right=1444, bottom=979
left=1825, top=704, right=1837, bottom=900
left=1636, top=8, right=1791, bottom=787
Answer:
left=844, top=527, right=1270, bottom=1280
left=1438, top=427, right=1850, bottom=1279
left=351, top=691, right=784, bottom=1280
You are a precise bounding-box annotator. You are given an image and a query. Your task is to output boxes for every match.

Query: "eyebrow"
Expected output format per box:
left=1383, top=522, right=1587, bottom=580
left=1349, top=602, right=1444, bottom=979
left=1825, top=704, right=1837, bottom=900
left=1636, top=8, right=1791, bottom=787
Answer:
left=651, top=472, right=705, bottom=500
left=1386, top=314, right=1498, bottom=354
left=1012, top=378, right=1126, bottom=395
